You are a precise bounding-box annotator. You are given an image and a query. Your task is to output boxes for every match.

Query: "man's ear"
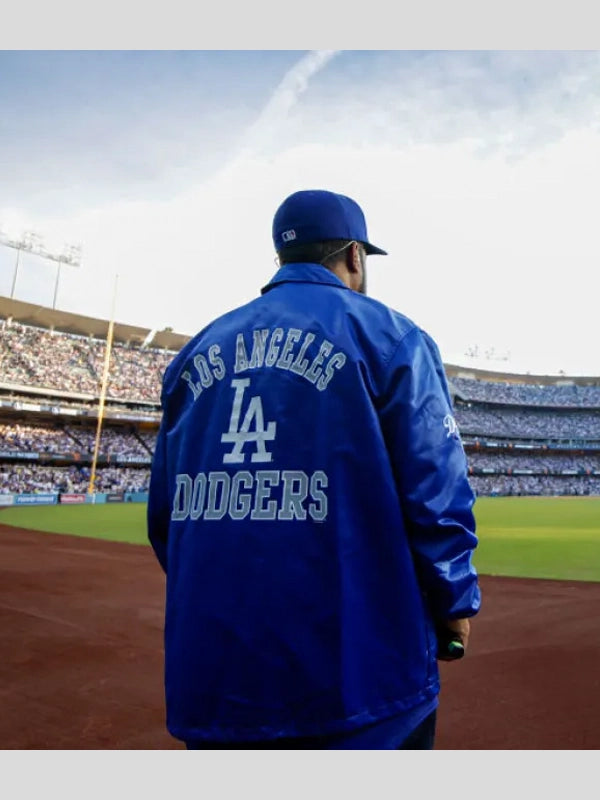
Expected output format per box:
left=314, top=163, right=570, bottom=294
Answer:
left=347, top=241, right=361, bottom=274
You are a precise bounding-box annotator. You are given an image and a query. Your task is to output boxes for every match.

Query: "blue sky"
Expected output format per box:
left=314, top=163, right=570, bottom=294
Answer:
left=1, top=49, right=600, bottom=376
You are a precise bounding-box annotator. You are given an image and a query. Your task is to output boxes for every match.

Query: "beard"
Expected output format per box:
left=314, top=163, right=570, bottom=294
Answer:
left=358, top=251, right=367, bottom=295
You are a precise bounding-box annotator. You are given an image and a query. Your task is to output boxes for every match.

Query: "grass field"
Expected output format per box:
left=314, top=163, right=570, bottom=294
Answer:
left=1, top=495, right=599, bottom=582
left=0, top=502, right=147, bottom=544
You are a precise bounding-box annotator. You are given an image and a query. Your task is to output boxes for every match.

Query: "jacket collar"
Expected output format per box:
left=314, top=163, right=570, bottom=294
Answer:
left=261, top=262, right=349, bottom=295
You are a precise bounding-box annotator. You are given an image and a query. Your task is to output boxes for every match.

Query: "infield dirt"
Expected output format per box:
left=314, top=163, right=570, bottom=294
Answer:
left=1, top=525, right=599, bottom=749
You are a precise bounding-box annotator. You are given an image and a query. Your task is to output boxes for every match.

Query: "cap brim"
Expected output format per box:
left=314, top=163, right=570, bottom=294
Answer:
left=364, top=243, right=388, bottom=256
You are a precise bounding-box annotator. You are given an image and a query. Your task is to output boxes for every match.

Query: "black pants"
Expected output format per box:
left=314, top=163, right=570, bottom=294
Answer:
left=395, top=709, right=436, bottom=749
left=185, top=709, right=437, bottom=750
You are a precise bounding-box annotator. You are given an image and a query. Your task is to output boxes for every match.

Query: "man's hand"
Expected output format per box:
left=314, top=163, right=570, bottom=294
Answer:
left=436, top=618, right=471, bottom=661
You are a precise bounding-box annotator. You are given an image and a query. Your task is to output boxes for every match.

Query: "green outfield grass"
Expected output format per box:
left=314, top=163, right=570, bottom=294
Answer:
left=472, top=496, right=600, bottom=582
left=1, top=495, right=599, bottom=581
left=0, top=502, right=148, bottom=544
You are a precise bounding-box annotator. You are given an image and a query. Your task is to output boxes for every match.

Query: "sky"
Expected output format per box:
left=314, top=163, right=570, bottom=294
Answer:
left=1, top=48, right=600, bottom=377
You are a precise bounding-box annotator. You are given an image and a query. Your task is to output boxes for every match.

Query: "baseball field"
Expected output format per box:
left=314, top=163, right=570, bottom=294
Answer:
left=1, top=495, right=599, bottom=749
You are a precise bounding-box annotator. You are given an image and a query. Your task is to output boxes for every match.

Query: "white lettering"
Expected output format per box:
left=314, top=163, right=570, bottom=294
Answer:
left=276, top=328, right=302, bottom=370
left=234, top=333, right=250, bottom=373
left=170, top=469, right=329, bottom=522
left=251, top=470, right=279, bottom=520
left=190, top=473, right=207, bottom=520
left=180, top=370, right=202, bottom=400
left=171, top=474, right=192, bottom=520
left=221, top=379, right=276, bottom=464
left=278, top=470, right=308, bottom=520
left=249, top=329, right=270, bottom=369
left=265, top=328, right=284, bottom=366
left=289, top=332, right=316, bottom=376
left=317, top=351, right=347, bottom=391
left=229, top=471, right=253, bottom=519
left=204, top=472, right=230, bottom=520
left=181, top=344, right=225, bottom=398
left=309, top=471, right=328, bottom=521
left=181, top=330, right=347, bottom=399
left=304, top=340, right=334, bottom=384
left=208, top=344, right=226, bottom=380
left=193, top=353, right=214, bottom=389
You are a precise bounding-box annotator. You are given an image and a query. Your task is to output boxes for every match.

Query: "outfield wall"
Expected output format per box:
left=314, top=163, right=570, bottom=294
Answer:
left=0, top=491, right=149, bottom=506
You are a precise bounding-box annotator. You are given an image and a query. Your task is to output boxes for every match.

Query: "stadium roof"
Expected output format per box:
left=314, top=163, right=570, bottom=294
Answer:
left=444, top=362, right=599, bottom=386
left=0, top=295, right=188, bottom=351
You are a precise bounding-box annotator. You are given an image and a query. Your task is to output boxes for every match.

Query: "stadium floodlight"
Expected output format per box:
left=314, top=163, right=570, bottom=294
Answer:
left=0, top=227, right=82, bottom=308
left=52, top=243, right=82, bottom=309
left=0, top=228, right=25, bottom=298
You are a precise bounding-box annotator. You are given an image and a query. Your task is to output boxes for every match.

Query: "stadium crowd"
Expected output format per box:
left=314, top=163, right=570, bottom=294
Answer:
left=0, top=318, right=173, bottom=402
left=452, top=376, right=600, bottom=408
left=3, top=421, right=597, bottom=475
left=63, top=425, right=153, bottom=458
left=469, top=451, right=600, bottom=473
left=0, top=464, right=149, bottom=494
left=469, top=474, right=600, bottom=496
left=0, top=422, right=76, bottom=453
left=0, top=422, right=153, bottom=459
left=1, top=316, right=600, bottom=497
left=454, top=403, right=600, bottom=440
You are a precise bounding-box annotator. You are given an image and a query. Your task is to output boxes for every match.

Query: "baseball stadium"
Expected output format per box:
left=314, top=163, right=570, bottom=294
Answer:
left=1, top=294, right=599, bottom=749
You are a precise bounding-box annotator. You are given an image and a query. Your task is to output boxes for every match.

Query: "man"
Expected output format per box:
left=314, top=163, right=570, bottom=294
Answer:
left=147, top=188, right=481, bottom=749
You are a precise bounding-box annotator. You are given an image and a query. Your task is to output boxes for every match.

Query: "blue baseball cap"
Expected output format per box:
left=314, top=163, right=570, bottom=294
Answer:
left=272, top=189, right=388, bottom=256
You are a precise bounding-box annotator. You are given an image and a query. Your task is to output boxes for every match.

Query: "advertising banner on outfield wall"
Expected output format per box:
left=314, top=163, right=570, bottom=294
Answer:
left=124, top=492, right=149, bottom=503
left=106, top=493, right=124, bottom=503
left=15, top=493, right=58, bottom=505
left=85, top=493, right=107, bottom=504
left=0, top=494, right=14, bottom=506
left=60, top=493, right=87, bottom=504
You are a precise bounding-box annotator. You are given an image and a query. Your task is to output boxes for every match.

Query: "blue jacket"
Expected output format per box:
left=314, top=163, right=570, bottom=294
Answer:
left=147, top=262, right=481, bottom=743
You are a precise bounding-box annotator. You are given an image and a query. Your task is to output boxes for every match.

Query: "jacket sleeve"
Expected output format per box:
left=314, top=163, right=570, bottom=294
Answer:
left=147, top=401, right=171, bottom=573
left=379, top=325, right=481, bottom=621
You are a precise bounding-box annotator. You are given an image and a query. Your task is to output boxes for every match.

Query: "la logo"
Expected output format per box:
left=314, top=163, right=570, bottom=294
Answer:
left=221, top=379, right=277, bottom=463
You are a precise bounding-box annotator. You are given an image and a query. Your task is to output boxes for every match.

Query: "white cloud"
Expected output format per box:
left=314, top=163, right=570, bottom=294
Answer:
left=2, top=50, right=600, bottom=376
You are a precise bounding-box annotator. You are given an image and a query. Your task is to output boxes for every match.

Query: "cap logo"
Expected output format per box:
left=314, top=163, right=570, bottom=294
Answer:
left=281, top=229, right=297, bottom=243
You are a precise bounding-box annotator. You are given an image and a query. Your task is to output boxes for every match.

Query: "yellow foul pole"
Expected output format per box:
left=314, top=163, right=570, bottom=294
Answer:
left=88, top=274, right=119, bottom=497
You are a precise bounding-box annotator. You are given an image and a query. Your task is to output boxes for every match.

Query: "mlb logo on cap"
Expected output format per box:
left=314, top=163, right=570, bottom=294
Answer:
left=282, top=230, right=297, bottom=243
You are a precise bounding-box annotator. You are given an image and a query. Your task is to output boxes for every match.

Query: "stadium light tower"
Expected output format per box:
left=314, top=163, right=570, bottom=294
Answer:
left=0, top=228, right=82, bottom=307
left=52, top=243, right=82, bottom=309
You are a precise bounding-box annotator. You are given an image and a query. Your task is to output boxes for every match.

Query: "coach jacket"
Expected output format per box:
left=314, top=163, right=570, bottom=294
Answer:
left=147, top=262, right=481, bottom=743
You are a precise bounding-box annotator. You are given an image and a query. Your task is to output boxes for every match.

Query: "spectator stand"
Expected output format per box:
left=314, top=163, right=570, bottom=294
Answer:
left=1, top=296, right=600, bottom=499
left=446, top=366, right=600, bottom=496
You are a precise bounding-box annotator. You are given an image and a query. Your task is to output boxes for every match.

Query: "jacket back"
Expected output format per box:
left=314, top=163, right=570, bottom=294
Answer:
left=147, top=263, right=481, bottom=742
